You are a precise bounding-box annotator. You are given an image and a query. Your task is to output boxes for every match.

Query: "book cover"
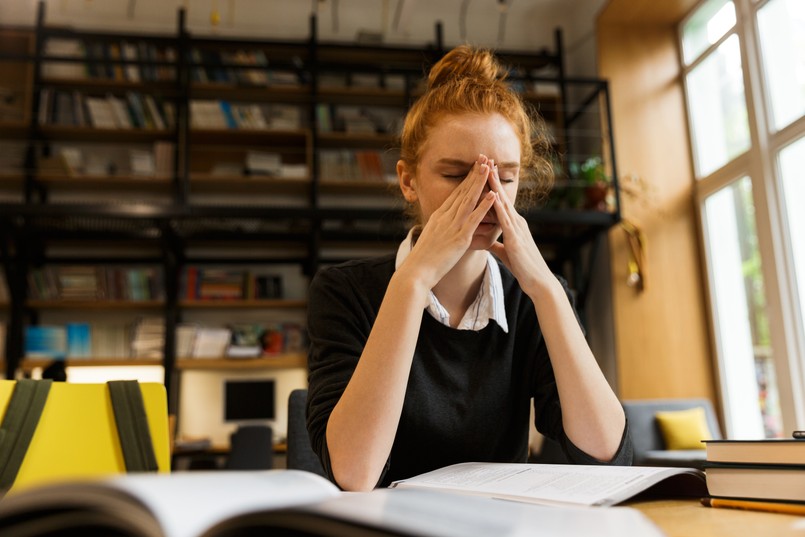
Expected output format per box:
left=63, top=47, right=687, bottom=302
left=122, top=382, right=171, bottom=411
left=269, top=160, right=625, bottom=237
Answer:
left=704, top=438, right=805, bottom=465
left=703, top=461, right=805, bottom=503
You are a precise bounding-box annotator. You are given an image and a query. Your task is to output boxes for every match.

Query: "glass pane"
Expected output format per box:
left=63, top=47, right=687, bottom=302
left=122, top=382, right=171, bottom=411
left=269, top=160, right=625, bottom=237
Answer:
left=779, top=136, right=805, bottom=379
left=682, top=0, right=736, bottom=65
left=757, top=0, right=805, bottom=131
left=704, top=177, right=783, bottom=438
left=687, top=35, right=751, bottom=178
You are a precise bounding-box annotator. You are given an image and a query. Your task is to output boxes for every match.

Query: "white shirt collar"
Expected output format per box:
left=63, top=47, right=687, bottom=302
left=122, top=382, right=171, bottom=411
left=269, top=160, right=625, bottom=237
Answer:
left=395, top=228, right=509, bottom=333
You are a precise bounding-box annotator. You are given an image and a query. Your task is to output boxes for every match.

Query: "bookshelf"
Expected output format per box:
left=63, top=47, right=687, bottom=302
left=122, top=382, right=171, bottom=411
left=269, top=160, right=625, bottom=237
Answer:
left=0, top=2, right=621, bottom=414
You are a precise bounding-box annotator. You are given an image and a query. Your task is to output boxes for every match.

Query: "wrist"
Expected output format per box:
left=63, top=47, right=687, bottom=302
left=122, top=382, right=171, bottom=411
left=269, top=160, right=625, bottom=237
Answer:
left=524, top=274, right=565, bottom=305
left=389, top=266, right=432, bottom=309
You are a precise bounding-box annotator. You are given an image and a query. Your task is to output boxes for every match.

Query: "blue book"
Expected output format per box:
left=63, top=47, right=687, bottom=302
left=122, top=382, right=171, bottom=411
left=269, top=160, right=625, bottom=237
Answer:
left=25, top=326, right=67, bottom=359
left=66, top=323, right=92, bottom=358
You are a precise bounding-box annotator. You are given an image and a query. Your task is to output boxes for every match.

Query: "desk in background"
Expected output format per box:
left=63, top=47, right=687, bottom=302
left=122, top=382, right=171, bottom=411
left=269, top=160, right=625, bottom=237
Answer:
left=631, top=499, right=805, bottom=537
left=171, top=442, right=288, bottom=470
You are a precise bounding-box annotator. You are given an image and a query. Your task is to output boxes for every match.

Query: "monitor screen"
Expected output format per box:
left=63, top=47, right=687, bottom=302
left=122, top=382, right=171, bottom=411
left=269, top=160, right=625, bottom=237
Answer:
left=224, top=379, right=276, bottom=422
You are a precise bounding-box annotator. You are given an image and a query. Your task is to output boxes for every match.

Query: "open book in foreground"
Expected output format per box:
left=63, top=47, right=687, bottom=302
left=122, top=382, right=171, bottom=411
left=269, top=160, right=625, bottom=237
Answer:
left=0, top=469, right=667, bottom=537
left=390, top=462, right=707, bottom=507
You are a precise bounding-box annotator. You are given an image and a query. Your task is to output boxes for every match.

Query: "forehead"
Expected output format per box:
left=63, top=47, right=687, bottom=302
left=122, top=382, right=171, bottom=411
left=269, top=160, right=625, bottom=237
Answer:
left=421, top=113, right=521, bottom=164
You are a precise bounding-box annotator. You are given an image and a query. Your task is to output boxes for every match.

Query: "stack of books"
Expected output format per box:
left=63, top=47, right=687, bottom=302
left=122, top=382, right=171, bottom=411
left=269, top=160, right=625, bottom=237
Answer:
left=703, top=438, right=805, bottom=512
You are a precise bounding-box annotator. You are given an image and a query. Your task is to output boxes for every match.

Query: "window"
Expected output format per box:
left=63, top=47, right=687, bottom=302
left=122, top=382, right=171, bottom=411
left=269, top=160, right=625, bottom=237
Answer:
left=756, top=0, right=805, bottom=131
left=681, top=0, right=805, bottom=438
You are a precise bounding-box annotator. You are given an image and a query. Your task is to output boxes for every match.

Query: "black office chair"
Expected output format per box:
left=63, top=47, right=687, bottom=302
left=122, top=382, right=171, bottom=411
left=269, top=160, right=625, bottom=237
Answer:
left=225, top=424, right=274, bottom=470
left=287, top=389, right=326, bottom=477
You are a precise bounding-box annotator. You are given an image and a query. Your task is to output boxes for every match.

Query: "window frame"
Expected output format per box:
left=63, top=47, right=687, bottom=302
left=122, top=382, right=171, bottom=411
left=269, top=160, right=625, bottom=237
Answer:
left=680, top=0, right=805, bottom=437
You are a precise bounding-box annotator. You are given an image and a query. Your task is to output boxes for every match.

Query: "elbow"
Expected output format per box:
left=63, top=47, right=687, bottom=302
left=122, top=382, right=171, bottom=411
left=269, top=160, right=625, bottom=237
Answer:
left=331, top=463, right=381, bottom=492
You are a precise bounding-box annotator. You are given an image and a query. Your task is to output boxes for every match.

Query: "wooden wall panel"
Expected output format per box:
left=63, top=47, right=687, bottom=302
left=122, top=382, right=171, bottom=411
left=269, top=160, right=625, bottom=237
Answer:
left=596, top=16, right=716, bottom=401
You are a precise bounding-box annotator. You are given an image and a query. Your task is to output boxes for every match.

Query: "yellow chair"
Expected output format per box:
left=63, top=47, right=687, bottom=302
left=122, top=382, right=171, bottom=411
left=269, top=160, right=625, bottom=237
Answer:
left=0, top=379, right=171, bottom=495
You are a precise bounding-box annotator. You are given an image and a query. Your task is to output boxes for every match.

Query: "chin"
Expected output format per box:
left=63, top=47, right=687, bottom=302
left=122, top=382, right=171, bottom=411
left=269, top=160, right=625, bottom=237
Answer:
left=470, top=226, right=501, bottom=250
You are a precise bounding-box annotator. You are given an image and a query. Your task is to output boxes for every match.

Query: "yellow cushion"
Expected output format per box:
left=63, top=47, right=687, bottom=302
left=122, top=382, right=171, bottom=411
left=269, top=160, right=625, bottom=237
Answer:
left=654, top=407, right=713, bottom=450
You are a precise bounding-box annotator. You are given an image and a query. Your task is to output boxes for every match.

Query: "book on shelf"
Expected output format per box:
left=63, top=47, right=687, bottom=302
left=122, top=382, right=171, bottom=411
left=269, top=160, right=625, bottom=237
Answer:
left=389, top=461, right=706, bottom=508
left=245, top=151, right=282, bottom=176
left=0, top=469, right=666, bottom=537
left=704, top=462, right=805, bottom=503
left=130, top=317, right=165, bottom=359
left=24, top=325, right=67, bottom=360
left=190, top=327, right=232, bottom=359
left=183, top=268, right=283, bottom=301
left=65, top=322, right=92, bottom=358
left=704, top=438, right=805, bottom=465
left=175, top=323, right=199, bottom=358
left=28, top=266, right=163, bottom=301
left=42, top=38, right=86, bottom=79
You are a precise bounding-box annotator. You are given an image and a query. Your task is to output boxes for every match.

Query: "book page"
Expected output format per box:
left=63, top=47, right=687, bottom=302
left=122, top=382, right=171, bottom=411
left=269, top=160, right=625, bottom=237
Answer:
left=390, top=463, right=705, bottom=507
left=114, top=470, right=340, bottom=537
left=0, top=470, right=340, bottom=537
left=296, top=489, right=665, bottom=537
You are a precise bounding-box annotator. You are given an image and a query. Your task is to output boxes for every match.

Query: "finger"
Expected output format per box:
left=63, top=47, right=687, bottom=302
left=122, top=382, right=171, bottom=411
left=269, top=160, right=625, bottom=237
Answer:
left=463, top=190, right=496, bottom=232
left=493, top=193, right=515, bottom=232
left=459, top=156, right=490, bottom=209
left=439, top=156, right=489, bottom=217
left=490, top=164, right=514, bottom=207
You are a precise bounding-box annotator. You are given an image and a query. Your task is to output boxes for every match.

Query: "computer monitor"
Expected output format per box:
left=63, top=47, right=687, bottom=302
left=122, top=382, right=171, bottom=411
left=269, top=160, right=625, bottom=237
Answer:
left=223, top=379, right=276, bottom=422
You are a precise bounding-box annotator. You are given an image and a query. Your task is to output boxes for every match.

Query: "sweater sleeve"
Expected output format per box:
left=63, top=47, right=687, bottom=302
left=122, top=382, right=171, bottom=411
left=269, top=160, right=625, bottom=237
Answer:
left=305, top=264, right=379, bottom=485
left=529, top=275, right=634, bottom=466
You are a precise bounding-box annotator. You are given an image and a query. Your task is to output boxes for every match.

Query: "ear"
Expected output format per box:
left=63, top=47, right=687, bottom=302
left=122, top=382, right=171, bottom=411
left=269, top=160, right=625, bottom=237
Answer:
left=397, top=160, right=418, bottom=203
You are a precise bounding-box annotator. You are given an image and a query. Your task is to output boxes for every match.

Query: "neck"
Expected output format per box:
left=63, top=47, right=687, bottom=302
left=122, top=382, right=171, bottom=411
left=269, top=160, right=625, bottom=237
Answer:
left=432, top=250, right=488, bottom=327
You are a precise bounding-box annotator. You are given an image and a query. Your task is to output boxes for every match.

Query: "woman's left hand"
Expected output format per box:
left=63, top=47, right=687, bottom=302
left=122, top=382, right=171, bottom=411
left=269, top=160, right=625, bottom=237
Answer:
left=486, top=163, right=553, bottom=296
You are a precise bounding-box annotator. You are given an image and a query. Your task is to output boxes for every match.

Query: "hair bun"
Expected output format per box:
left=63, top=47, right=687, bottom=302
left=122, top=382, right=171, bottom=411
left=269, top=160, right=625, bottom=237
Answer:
left=427, top=45, right=507, bottom=90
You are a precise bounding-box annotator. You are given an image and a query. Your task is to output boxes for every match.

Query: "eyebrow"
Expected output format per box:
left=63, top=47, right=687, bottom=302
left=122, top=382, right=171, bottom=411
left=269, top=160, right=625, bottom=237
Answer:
left=435, top=158, right=520, bottom=169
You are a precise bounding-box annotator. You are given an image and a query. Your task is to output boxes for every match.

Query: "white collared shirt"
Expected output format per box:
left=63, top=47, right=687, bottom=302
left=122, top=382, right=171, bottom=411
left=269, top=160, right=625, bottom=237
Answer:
left=395, top=228, right=509, bottom=333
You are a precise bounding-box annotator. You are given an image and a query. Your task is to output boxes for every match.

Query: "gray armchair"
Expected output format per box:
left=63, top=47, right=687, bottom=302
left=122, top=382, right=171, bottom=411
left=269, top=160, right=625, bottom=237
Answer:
left=287, top=389, right=327, bottom=477
left=622, top=398, right=722, bottom=469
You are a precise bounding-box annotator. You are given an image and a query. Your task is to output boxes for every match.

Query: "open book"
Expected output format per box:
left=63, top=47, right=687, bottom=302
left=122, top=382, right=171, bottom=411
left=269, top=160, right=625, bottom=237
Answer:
left=390, top=462, right=707, bottom=507
left=0, top=469, right=666, bottom=537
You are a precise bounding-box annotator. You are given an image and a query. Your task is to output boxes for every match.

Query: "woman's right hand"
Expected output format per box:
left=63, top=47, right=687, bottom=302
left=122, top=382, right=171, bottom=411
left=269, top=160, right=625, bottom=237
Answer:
left=399, top=155, right=497, bottom=289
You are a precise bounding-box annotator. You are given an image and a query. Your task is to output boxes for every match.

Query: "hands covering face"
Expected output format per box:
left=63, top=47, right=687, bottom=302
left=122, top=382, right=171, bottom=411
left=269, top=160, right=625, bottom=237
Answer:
left=404, top=153, right=551, bottom=294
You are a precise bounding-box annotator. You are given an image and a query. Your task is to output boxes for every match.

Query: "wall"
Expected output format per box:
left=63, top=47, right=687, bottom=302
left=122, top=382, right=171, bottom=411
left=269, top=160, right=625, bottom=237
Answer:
left=596, top=0, right=718, bottom=401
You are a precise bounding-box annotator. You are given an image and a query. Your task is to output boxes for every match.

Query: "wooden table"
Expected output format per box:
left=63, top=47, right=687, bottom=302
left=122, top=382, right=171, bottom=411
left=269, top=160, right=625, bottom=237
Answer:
left=630, top=499, right=805, bottom=537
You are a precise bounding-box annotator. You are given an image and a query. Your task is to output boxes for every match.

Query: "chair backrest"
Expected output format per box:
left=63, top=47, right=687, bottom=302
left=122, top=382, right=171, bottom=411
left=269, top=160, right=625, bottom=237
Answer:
left=225, top=424, right=273, bottom=470
left=622, top=398, right=722, bottom=462
left=287, top=389, right=326, bottom=477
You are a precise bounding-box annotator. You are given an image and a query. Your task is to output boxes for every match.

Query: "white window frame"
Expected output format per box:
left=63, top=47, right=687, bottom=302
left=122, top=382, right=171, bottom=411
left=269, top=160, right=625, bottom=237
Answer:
left=681, top=0, right=805, bottom=436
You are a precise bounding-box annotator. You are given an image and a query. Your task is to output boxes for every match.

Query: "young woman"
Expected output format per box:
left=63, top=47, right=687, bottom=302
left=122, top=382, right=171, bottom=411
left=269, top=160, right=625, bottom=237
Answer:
left=306, top=45, right=632, bottom=492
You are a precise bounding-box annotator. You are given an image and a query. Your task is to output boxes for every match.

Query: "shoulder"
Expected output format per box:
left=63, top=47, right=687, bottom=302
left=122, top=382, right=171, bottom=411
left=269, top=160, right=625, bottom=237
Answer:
left=310, top=254, right=396, bottom=305
left=312, top=254, right=395, bottom=288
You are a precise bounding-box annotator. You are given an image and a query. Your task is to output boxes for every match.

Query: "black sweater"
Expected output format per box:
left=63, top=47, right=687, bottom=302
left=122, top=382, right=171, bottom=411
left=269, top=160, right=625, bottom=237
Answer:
left=306, top=254, right=632, bottom=487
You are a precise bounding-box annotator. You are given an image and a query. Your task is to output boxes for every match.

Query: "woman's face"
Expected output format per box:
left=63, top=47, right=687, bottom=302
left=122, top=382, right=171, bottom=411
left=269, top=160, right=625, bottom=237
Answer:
left=400, top=112, right=521, bottom=250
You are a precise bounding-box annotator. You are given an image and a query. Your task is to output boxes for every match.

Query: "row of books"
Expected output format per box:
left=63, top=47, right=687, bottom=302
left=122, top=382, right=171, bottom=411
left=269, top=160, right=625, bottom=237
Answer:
left=189, top=101, right=303, bottom=130
left=39, top=142, right=175, bottom=177
left=28, top=266, right=163, bottom=301
left=319, top=149, right=397, bottom=183
left=38, top=89, right=175, bottom=130
left=43, top=38, right=176, bottom=82
left=189, top=48, right=304, bottom=87
left=316, top=103, right=403, bottom=135
left=703, top=437, right=805, bottom=509
left=183, top=268, right=284, bottom=301
left=22, top=319, right=305, bottom=360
